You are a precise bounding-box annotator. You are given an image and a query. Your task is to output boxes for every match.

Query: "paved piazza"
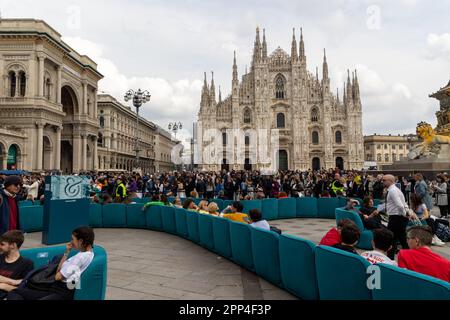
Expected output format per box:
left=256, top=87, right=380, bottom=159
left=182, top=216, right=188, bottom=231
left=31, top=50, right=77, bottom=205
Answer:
left=21, top=214, right=450, bottom=300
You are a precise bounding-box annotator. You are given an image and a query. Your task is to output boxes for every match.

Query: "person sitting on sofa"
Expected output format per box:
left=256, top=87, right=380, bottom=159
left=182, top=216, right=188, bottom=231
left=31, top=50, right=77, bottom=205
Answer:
left=361, top=228, right=397, bottom=265
left=0, top=230, right=34, bottom=299
left=397, top=226, right=450, bottom=282
left=332, top=223, right=361, bottom=254
left=7, top=226, right=95, bottom=300
left=142, top=195, right=164, bottom=211
left=358, top=197, right=384, bottom=230
left=248, top=209, right=270, bottom=231
left=220, top=201, right=249, bottom=223
left=207, top=202, right=219, bottom=216
left=197, top=200, right=210, bottom=214
left=319, top=219, right=358, bottom=247
left=344, top=198, right=360, bottom=212
left=183, top=198, right=198, bottom=211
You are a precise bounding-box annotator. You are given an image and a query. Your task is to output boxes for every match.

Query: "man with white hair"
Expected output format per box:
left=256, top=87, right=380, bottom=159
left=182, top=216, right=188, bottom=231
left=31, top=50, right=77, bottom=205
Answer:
left=379, top=174, right=410, bottom=259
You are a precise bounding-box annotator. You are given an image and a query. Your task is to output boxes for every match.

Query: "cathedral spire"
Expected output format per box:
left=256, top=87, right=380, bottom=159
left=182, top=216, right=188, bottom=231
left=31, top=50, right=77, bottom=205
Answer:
left=299, top=27, right=306, bottom=63
left=322, top=48, right=329, bottom=80
left=232, top=51, right=238, bottom=83
left=219, top=86, right=222, bottom=103
left=201, top=72, right=210, bottom=108
left=291, top=28, right=298, bottom=62
left=252, top=26, right=262, bottom=65
left=346, top=69, right=353, bottom=105
left=343, top=82, right=347, bottom=105
left=336, top=88, right=340, bottom=104
left=210, top=71, right=216, bottom=104
left=353, top=69, right=361, bottom=104
left=262, top=28, right=268, bottom=61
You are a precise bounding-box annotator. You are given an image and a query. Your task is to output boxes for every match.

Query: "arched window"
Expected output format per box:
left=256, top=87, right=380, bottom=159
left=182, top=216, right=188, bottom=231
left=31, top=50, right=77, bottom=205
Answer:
left=275, top=75, right=285, bottom=99
left=335, top=131, right=342, bottom=144
left=19, top=71, right=26, bottom=97
left=311, top=108, right=319, bottom=122
left=384, top=154, right=389, bottom=162
left=99, top=116, right=105, bottom=128
left=377, top=154, right=382, bottom=162
left=277, top=113, right=285, bottom=128
left=222, top=132, right=227, bottom=146
left=244, top=108, right=251, bottom=123
left=9, top=71, right=16, bottom=97
left=245, top=133, right=250, bottom=146
left=312, top=131, right=319, bottom=145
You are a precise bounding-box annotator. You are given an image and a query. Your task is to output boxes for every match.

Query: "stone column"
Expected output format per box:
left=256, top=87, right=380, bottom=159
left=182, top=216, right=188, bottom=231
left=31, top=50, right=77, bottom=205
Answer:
left=93, top=89, right=98, bottom=118
left=1, top=153, right=7, bottom=170
left=73, top=132, right=82, bottom=173
left=82, top=81, right=88, bottom=115
left=38, top=55, right=45, bottom=97
left=56, top=65, right=62, bottom=104
left=36, top=122, right=44, bottom=170
left=55, top=126, right=61, bottom=170
left=81, top=134, right=87, bottom=171
left=93, top=136, right=98, bottom=171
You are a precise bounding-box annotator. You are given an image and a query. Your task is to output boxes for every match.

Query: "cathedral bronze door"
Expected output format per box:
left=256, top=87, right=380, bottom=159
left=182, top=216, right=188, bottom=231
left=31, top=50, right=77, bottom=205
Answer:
left=336, top=157, right=344, bottom=170
left=312, top=157, right=321, bottom=171
left=278, top=150, right=288, bottom=171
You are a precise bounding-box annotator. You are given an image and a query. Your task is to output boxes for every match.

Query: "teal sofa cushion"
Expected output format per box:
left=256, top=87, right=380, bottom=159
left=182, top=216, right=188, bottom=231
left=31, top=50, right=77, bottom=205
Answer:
left=212, top=217, right=232, bottom=258
left=296, top=197, right=318, bottom=218
left=145, top=205, right=163, bottom=231
left=251, top=227, right=281, bottom=285
left=161, top=206, right=177, bottom=234
left=126, top=203, right=146, bottom=228
left=372, top=263, right=450, bottom=300
left=89, top=204, right=103, bottom=228
left=315, top=246, right=372, bottom=300
left=186, top=210, right=200, bottom=243
left=198, top=213, right=215, bottom=251
left=317, top=198, right=340, bottom=219
left=335, top=208, right=373, bottom=250
left=278, top=198, right=297, bottom=219
left=279, top=234, right=319, bottom=300
left=102, top=204, right=126, bottom=228
left=20, top=206, right=43, bottom=233
left=174, top=208, right=189, bottom=238
left=261, top=198, right=278, bottom=221
left=229, top=221, right=254, bottom=271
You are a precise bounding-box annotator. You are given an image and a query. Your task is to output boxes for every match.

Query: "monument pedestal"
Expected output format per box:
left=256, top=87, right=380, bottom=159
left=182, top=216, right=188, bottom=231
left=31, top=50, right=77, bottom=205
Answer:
left=382, top=145, right=450, bottom=179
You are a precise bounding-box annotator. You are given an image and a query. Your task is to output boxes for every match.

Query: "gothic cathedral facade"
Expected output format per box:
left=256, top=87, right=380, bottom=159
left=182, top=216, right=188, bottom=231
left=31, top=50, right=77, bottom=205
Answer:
left=197, top=28, right=364, bottom=171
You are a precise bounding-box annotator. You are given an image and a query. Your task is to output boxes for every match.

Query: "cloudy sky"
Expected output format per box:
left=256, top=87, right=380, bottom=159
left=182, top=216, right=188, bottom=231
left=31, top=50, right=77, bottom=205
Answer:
left=1, top=0, right=449, bottom=144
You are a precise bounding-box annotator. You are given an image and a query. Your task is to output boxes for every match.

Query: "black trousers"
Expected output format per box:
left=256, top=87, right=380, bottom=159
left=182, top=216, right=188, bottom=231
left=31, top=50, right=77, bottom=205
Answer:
left=438, top=205, right=448, bottom=218
left=7, top=283, right=74, bottom=301
left=387, top=215, right=409, bottom=259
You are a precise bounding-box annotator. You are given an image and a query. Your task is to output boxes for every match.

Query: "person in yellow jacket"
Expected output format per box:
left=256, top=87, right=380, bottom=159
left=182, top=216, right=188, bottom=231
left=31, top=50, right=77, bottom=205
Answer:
left=220, top=201, right=249, bottom=223
left=114, top=177, right=127, bottom=202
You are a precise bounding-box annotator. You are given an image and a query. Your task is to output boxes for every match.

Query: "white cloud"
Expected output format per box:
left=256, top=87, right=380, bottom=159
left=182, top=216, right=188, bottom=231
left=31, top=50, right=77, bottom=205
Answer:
left=425, top=33, right=450, bottom=60
left=62, top=36, right=202, bottom=133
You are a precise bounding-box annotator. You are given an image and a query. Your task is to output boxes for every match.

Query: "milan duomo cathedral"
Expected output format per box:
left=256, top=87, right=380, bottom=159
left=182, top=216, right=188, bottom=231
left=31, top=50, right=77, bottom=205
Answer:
left=196, top=28, right=364, bottom=171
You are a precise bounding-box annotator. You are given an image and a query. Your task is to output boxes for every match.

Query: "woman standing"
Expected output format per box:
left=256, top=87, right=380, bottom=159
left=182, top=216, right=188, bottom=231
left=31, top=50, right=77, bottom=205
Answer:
left=431, top=175, right=448, bottom=218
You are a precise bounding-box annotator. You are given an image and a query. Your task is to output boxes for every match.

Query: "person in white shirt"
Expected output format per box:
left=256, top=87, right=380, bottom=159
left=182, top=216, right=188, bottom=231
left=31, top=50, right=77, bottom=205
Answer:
left=378, top=175, right=410, bottom=259
left=7, top=226, right=95, bottom=300
left=361, top=228, right=397, bottom=266
left=24, top=177, right=39, bottom=200
left=249, top=209, right=270, bottom=231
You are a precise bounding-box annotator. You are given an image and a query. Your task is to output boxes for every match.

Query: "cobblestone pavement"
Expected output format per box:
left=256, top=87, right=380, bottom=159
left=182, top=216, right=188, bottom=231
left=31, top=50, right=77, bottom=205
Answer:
left=22, top=213, right=450, bottom=300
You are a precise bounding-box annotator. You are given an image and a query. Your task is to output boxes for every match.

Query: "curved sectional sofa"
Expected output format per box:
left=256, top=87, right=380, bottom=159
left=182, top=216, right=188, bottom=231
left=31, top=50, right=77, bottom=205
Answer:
left=17, top=197, right=450, bottom=300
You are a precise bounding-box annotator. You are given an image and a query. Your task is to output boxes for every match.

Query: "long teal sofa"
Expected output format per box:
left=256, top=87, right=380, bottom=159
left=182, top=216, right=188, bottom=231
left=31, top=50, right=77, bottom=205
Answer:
left=20, top=245, right=108, bottom=300
left=335, top=208, right=374, bottom=250
left=18, top=201, right=449, bottom=300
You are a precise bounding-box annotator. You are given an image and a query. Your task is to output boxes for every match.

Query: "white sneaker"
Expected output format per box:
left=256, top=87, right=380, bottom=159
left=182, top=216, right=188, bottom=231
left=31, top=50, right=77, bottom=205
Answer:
left=432, top=235, right=446, bottom=246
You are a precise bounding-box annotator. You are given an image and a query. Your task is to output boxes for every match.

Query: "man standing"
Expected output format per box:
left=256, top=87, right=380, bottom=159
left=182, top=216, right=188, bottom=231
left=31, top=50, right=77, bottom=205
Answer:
left=372, top=174, right=384, bottom=200
left=414, top=173, right=433, bottom=211
left=330, top=173, right=345, bottom=197
left=380, top=174, right=410, bottom=259
left=0, top=176, right=22, bottom=234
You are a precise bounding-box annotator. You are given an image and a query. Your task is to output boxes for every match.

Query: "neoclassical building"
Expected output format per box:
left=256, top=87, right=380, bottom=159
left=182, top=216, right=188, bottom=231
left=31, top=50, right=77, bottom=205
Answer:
left=0, top=19, right=176, bottom=173
left=0, top=19, right=101, bottom=173
left=197, top=28, right=364, bottom=171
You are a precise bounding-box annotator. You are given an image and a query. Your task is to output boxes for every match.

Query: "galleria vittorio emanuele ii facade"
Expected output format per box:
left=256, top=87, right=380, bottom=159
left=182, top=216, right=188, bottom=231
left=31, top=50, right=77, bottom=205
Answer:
left=0, top=19, right=176, bottom=173
left=197, top=28, right=364, bottom=171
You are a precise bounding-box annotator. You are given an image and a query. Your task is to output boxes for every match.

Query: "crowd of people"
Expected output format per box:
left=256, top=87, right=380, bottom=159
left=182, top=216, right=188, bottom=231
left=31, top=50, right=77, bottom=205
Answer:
left=0, top=168, right=449, bottom=299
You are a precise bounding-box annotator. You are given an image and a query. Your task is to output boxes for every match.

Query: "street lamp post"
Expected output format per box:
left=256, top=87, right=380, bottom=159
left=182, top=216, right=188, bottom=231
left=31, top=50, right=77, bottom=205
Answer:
left=168, top=122, right=183, bottom=140
left=124, top=89, right=151, bottom=172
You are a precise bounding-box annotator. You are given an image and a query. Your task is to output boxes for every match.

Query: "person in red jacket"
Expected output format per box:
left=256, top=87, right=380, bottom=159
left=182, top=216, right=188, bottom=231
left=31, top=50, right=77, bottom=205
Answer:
left=319, top=219, right=358, bottom=247
left=0, top=176, right=22, bottom=235
left=398, top=226, right=450, bottom=282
